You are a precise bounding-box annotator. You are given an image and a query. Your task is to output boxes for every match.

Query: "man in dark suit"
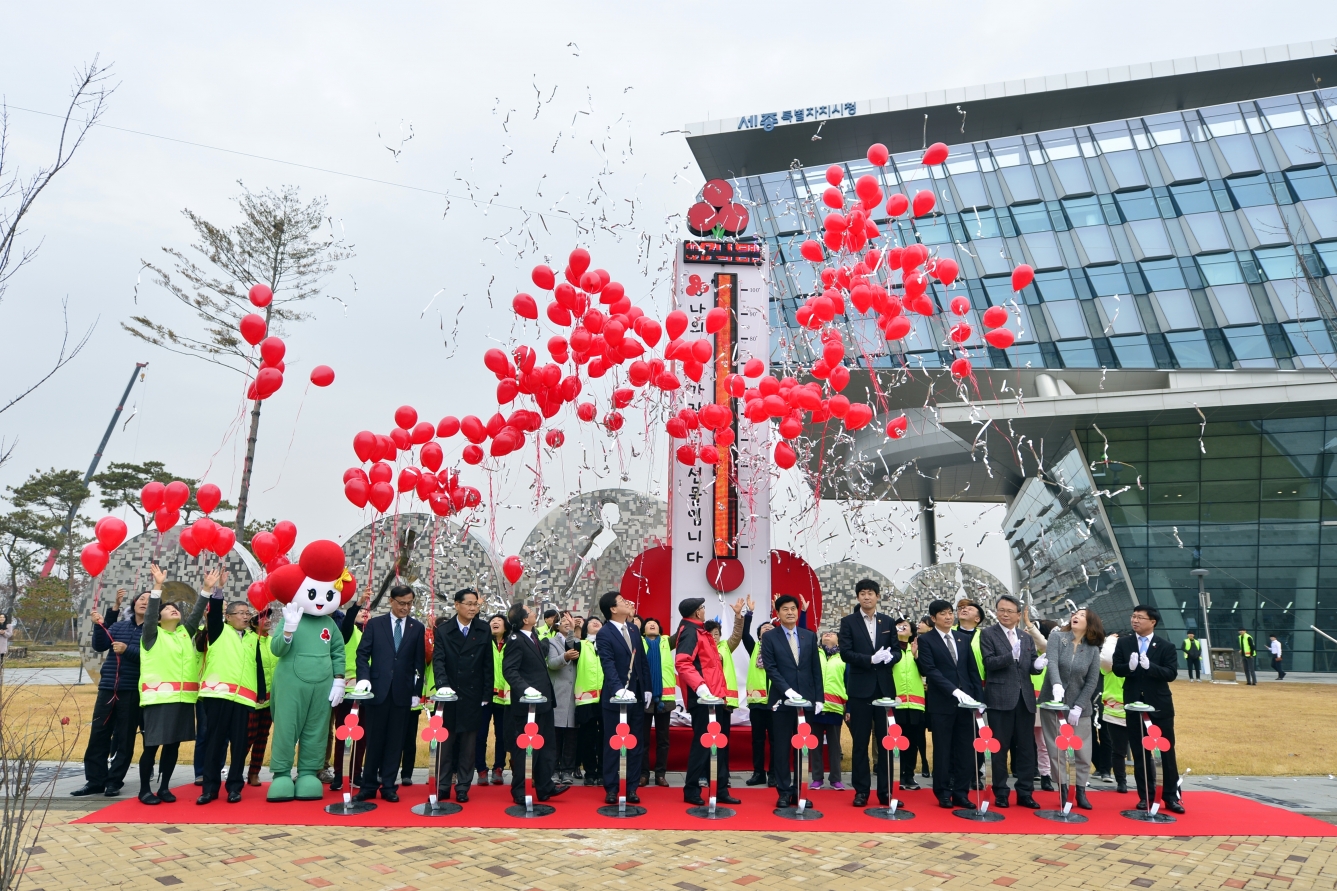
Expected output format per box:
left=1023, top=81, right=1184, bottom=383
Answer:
left=837, top=578, right=901, bottom=808
left=501, top=602, right=570, bottom=806
left=431, top=588, right=494, bottom=804
left=353, top=585, right=425, bottom=802
left=978, top=593, right=1044, bottom=809
left=915, top=597, right=984, bottom=809
left=761, top=594, right=824, bottom=809
left=1112, top=604, right=1183, bottom=813
left=594, top=591, right=650, bottom=805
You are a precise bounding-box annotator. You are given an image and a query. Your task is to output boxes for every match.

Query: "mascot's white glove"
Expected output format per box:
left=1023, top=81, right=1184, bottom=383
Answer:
left=813, top=701, right=824, bottom=714
left=1139, top=652, right=1150, bottom=670
left=1128, top=651, right=1140, bottom=671
left=353, top=679, right=372, bottom=694
left=1068, top=706, right=1083, bottom=725
left=695, top=684, right=711, bottom=699
left=1033, top=656, right=1048, bottom=671
left=523, top=686, right=540, bottom=698
left=436, top=686, right=455, bottom=698
left=871, top=647, right=893, bottom=665
left=329, top=677, right=346, bottom=707
left=282, top=600, right=303, bottom=634
left=1053, top=684, right=1065, bottom=703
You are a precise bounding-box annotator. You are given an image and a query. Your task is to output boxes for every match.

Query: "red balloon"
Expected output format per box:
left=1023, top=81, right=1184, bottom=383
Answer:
left=822, top=186, right=844, bottom=209
left=368, top=481, right=394, bottom=513
left=255, top=367, right=283, bottom=400
left=192, top=517, right=218, bottom=549
left=934, top=258, right=961, bottom=287
left=901, top=243, right=929, bottom=271
left=368, top=462, right=393, bottom=484
left=266, top=556, right=290, bottom=574
left=248, top=284, right=273, bottom=307
left=532, top=265, right=556, bottom=290
left=428, top=492, right=453, bottom=516
left=984, top=327, right=1016, bottom=349
left=95, top=516, right=128, bottom=551
left=949, top=295, right=971, bottom=317
left=343, top=467, right=368, bottom=485
left=251, top=531, right=280, bottom=563
left=164, top=481, right=190, bottom=511
left=799, top=240, right=824, bottom=263
left=512, top=293, right=539, bottom=320
left=436, top=416, right=461, bottom=439
left=845, top=403, right=874, bottom=431
left=774, top=442, right=797, bottom=470
left=922, top=142, right=950, bottom=166
left=705, top=307, right=730, bottom=334
left=503, top=555, right=524, bottom=585
left=80, top=542, right=109, bottom=578
left=665, top=310, right=688, bottom=341
left=259, top=337, right=286, bottom=366
left=420, top=441, right=444, bottom=472
left=545, top=429, right=565, bottom=448
left=397, top=467, right=421, bottom=494
left=179, top=528, right=201, bottom=557
left=212, top=526, right=236, bottom=557
left=140, top=481, right=165, bottom=513
left=576, top=402, right=596, bottom=422
left=828, top=395, right=851, bottom=419
left=912, top=190, right=936, bottom=218
left=154, top=507, right=180, bottom=533
left=394, top=405, right=418, bottom=429
left=1012, top=263, right=1035, bottom=292
left=197, top=483, right=221, bottom=514
left=829, top=365, right=851, bottom=391
left=825, top=165, right=844, bottom=187
left=310, top=365, right=335, bottom=387
left=247, top=580, right=270, bottom=611
left=569, top=248, right=591, bottom=277
left=273, top=520, right=297, bottom=555
left=239, top=314, right=267, bottom=346
left=352, top=431, right=376, bottom=463
left=951, top=356, right=973, bottom=378
left=416, top=472, right=439, bottom=500
left=982, top=305, right=1010, bottom=329
left=949, top=322, right=972, bottom=344
left=603, top=411, right=624, bottom=432
left=387, top=427, right=408, bottom=451
left=410, top=421, right=434, bottom=445
left=886, top=193, right=909, bottom=217
left=676, top=444, right=697, bottom=466
left=867, top=143, right=890, bottom=167
left=462, top=444, right=484, bottom=465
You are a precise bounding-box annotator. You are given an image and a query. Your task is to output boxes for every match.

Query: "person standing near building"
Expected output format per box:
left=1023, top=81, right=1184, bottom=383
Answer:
left=892, top=618, right=926, bottom=790
left=72, top=588, right=150, bottom=798
left=761, top=594, right=823, bottom=810
left=978, top=594, right=1045, bottom=809
left=1182, top=632, right=1202, bottom=681
left=915, top=598, right=982, bottom=809
left=1269, top=635, right=1285, bottom=680
left=810, top=631, right=846, bottom=791
left=1039, top=608, right=1104, bottom=810
left=545, top=612, right=579, bottom=786
left=353, top=585, right=425, bottom=803
left=595, top=591, right=649, bottom=806
left=741, top=604, right=774, bottom=787
left=475, top=614, right=511, bottom=785
left=675, top=597, right=742, bottom=808
left=1238, top=629, right=1257, bottom=685
left=639, top=617, right=674, bottom=788
left=836, top=578, right=899, bottom=807
left=1113, top=605, right=1183, bottom=813
left=1099, top=632, right=1130, bottom=794
left=197, top=589, right=265, bottom=805
left=502, top=602, right=569, bottom=806
left=572, top=616, right=605, bottom=785
left=432, top=588, right=493, bottom=804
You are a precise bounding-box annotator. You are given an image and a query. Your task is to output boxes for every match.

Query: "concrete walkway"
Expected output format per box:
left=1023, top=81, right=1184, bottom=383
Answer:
left=0, top=667, right=89, bottom=685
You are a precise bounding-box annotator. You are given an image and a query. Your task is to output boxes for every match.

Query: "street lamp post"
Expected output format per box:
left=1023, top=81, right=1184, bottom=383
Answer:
left=1191, top=569, right=1213, bottom=681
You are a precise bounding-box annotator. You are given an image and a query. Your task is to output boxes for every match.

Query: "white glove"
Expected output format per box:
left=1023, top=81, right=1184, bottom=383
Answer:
left=411, top=695, right=421, bottom=708
left=695, top=684, right=711, bottom=699
left=1068, top=706, right=1082, bottom=725
left=952, top=689, right=969, bottom=703
left=1053, top=684, right=1065, bottom=703
left=282, top=600, right=303, bottom=633
left=436, top=686, right=455, bottom=698
left=1033, top=656, right=1047, bottom=671
left=523, top=686, right=540, bottom=698
left=353, top=678, right=371, bottom=694
left=644, top=690, right=652, bottom=707
left=1129, top=651, right=1140, bottom=671
left=813, top=701, right=824, bottom=714
left=329, top=677, right=346, bottom=707
left=1138, top=653, right=1150, bottom=670
left=871, top=647, right=892, bottom=664
left=785, top=688, right=800, bottom=701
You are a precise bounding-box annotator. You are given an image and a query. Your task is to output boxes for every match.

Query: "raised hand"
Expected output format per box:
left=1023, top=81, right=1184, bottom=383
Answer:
left=114, top=589, right=127, bottom=609
left=798, top=594, right=809, bottom=613
left=91, top=610, right=105, bottom=626
left=745, top=595, right=755, bottom=612
left=149, top=564, right=167, bottom=589
left=203, top=568, right=223, bottom=591
left=731, top=597, right=745, bottom=616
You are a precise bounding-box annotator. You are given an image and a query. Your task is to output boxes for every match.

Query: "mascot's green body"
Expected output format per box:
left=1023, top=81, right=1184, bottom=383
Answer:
left=263, top=540, right=352, bottom=801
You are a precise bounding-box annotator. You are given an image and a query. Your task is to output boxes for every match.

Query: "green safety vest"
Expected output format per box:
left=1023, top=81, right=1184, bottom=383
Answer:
left=139, top=624, right=201, bottom=707
left=413, top=662, right=434, bottom=712
left=256, top=637, right=278, bottom=708
left=892, top=645, right=925, bottom=710
left=818, top=650, right=846, bottom=716
left=745, top=639, right=769, bottom=705
left=1101, top=669, right=1126, bottom=721
left=1239, top=632, right=1255, bottom=656
left=643, top=636, right=676, bottom=702
left=199, top=626, right=261, bottom=706
left=1182, top=638, right=1200, bottom=658
left=492, top=641, right=510, bottom=705
left=573, top=639, right=603, bottom=704
left=344, top=625, right=362, bottom=678
left=537, top=622, right=556, bottom=642
left=953, top=624, right=985, bottom=680
left=718, top=639, right=739, bottom=708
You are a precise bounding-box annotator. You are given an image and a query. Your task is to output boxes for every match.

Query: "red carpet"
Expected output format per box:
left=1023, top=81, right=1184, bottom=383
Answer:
left=75, top=783, right=1336, bottom=836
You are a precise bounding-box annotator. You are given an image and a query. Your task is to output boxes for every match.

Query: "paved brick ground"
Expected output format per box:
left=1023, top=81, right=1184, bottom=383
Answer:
left=14, top=814, right=1337, bottom=890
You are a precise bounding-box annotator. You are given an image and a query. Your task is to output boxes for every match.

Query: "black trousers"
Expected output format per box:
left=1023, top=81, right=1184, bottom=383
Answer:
left=437, top=728, right=477, bottom=795
left=645, top=709, right=671, bottom=773
left=1128, top=712, right=1179, bottom=803
left=200, top=698, right=252, bottom=796
left=749, top=706, right=771, bottom=773
left=507, top=706, right=556, bottom=801
left=475, top=703, right=507, bottom=771
left=928, top=708, right=974, bottom=798
left=575, top=704, right=602, bottom=777
left=1241, top=655, right=1257, bottom=685
left=401, top=710, right=421, bottom=781
left=1105, top=720, right=1129, bottom=785
left=1092, top=712, right=1113, bottom=774
left=986, top=701, right=1036, bottom=796
left=84, top=688, right=141, bottom=789
left=685, top=704, right=732, bottom=797
left=1186, top=657, right=1200, bottom=680
left=770, top=707, right=807, bottom=796
left=846, top=698, right=887, bottom=799
left=601, top=704, right=646, bottom=793
left=1273, top=656, right=1286, bottom=679
left=895, top=709, right=927, bottom=782
left=360, top=702, right=410, bottom=793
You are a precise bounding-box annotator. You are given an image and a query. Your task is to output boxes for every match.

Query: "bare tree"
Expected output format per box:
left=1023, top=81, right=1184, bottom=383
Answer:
left=124, top=185, right=352, bottom=538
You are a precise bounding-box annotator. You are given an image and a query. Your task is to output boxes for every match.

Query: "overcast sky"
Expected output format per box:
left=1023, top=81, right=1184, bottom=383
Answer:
left=1, top=2, right=1331, bottom=589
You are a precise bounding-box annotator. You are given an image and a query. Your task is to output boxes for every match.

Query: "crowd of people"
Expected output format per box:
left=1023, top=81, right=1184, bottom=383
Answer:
left=68, top=569, right=1187, bottom=816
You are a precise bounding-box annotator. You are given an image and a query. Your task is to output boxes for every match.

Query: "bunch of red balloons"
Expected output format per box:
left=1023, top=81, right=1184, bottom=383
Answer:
left=249, top=519, right=298, bottom=573
left=178, top=483, right=235, bottom=558
left=80, top=516, right=130, bottom=577
left=346, top=406, right=481, bottom=517
left=238, top=284, right=335, bottom=398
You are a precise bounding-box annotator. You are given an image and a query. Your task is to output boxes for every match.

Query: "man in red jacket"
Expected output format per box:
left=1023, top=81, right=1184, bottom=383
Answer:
left=674, top=597, right=741, bottom=807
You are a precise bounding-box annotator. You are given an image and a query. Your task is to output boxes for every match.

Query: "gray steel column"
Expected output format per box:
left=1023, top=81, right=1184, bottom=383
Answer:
left=918, top=498, right=937, bottom=568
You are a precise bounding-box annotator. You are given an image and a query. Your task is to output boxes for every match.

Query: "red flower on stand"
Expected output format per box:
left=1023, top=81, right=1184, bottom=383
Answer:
left=1141, top=724, right=1171, bottom=753
left=699, top=721, right=728, bottom=749
left=335, top=711, right=364, bottom=742
left=516, top=721, right=545, bottom=750
left=1056, top=723, right=1083, bottom=751
left=609, top=721, right=638, bottom=750
left=882, top=722, right=911, bottom=751
left=972, top=725, right=1001, bottom=754
left=420, top=714, right=449, bottom=744
left=791, top=720, right=819, bottom=750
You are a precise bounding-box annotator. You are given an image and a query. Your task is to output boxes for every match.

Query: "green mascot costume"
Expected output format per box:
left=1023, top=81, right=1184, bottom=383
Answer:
left=263, top=540, right=353, bottom=801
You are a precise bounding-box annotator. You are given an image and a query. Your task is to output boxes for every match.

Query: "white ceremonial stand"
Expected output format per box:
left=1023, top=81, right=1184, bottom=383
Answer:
left=1035, top=701, right=1087, bottom=824
left=774, top=698, right=822, bottom=822
left=1121, top=702, right=1176, bottom=824
left=325, top=689, right=376, bottom=816
left=953, top=697, right=1003, bottom=823
left=504, top=692, right=554, bottom=819
left=863, top=697, right=915, bottom=821
left=412, top=690, right=461, bottom=817
left=685, top=693, right=734, bottom=820
left=596, top=690, right=646, bottom=818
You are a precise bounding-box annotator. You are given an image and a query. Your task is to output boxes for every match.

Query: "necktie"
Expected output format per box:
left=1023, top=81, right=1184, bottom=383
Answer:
left=394, top=618, right=403, bottom=652
left=1008, top=627, right=1019, bottom=660
left=460, top=622, right=468, bottom=637
left=620, top=622, right=632, bottom=651
left=1139, top=636, right=1149, bottom=655
left=945, top=632, right=957, bottom=663
left=788, top=629, right=799, bottom=663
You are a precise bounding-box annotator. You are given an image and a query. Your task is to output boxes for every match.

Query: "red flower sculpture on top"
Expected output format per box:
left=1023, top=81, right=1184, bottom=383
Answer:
left=1141, top=723, right=1171, bottom=753
left=686, top=180, right=750, bottom=238
left=699, top=720, right=728, bottom=749
left=609, top=721, right=638, bottom=751
left=335, top=710, right=364, bottom=742
left=516, top=720, right=545, bottom=750
left=420, top=713, right=449, bottom=744
left=882, top=721, right=910, bottom=751
left=1056, top=723, right=1083, bottom=751
left=791, top=720, right=819, bottom=750
left=973, top=725, right=1002, bottom=754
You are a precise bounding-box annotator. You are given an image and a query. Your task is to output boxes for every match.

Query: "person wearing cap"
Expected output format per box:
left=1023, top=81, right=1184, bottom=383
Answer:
left=674, top=597, right=741, bottom=808
left=197, top=584, right=266, bottom=805
left=760, top=594, right=823, bottom=809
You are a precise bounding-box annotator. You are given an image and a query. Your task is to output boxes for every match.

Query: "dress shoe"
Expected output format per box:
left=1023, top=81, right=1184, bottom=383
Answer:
left=196, top=793, right=216, bottom=805
left=767, top=775, right=776, bottom=787
left=537, top=784, right=570, bottom=802
left=684, top=792, right=705, bottom=807
left=852, top=792, right=868, bottom=807
left=583, top=775, right=599, bottom=786
left=776, top=794, right=793, bottom=809
left=626, top=791, right=641, bottom=804
left=381, top=790, right=400, bottom=803
left=993, top=794, right=1010, bottom=809
left=455, top=789, right=469, bottom=804
left=1116, top=780, right=1128, bottom=794
left=354, top=787, right=378, bottom=802
left=1135, top=798, right=1148, bottom=811
left=439, top=784, right=451, bottom=800
left=1164, top=799, right=1185, bottom=814
left=951, top=794, right=973, bottom=809
left=639, top=772, right=650, bottom=788
left=901, top=781, right=922, bottom=791
left=227, top=790, right=242, bottom=803
left=605, top=791, right=619, bottom=805
left=138, top=791, right=160, bottom=805
left=937, top=797, right=954, bottom=809
left=1075, top=788, right=1092, bottom=810
left=401, top=776, right=414, bottom=787
left=1017, top=794, right=1041, bottom=809
left=330, top=780, right=343, bottom=792
left=1040, top=776, right=1055, bottom=792
left=655, top=771, right=669, bottom=787
left=718, top=792, right=741, bottom=805
left=921, top=770, right=931, bottom=779
left=70, top=784, right=104, bottom=797
left=194, top=777, right=204, bottom=787
left=157, top=788, right=176, bottom=803
left=745, top=771, right=767, bottom=786
left=105, top=783, right=123, bottom=797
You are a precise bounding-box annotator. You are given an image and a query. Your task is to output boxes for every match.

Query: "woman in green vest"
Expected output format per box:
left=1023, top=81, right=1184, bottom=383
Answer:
left=640, top=617, right=675, bottom=787
left=197, top=589, right=267, bottom=804
left=573, top=615, right=604, bottom=786
left=811, top=631, right=847, bottom=790
left=137, top=565, right=210, bottom=805
left=475, top=613, right=511, bottom=785
left=330, top=605, right=369, bottom=791
left=892, top=618, right=927, bottom=790
left=741, top=602, right=773, bottom=786
left=1098, top=632, right=1129, bottom=794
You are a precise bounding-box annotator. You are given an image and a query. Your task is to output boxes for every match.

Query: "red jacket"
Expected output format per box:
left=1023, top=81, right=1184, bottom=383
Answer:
left=674, top=617, right=725, bottom=705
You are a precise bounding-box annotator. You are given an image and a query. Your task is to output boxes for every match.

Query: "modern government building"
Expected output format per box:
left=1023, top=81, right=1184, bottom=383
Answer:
left=684, top=41, right=1337, bottom=671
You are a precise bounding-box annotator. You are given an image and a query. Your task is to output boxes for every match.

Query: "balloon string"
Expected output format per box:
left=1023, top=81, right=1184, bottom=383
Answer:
left=425, top=515, right=438, bottom=663
left=362, top=514, right=377, bottom=609
left=261, top=380, right=311, bottom=493
left=198, top=348, right=257, bottom=494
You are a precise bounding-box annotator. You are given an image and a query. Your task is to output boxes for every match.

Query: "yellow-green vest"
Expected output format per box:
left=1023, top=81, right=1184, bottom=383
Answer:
left=644, top=636, right=676, bottom=702
left=1239, top=632, right=1255, bottom=656
left=344, top=625, right=362, bottom=678
left=953, top=624, right=985, bottom=679
left=492, top=641, right=511, bottom=705
left=892, top=645, right=925, bottom=710
left=139, top=625, right=201, bottom=706
left=745, top=640, right=769, bottom=705
left=818, top=650, right=846, bottom=716
left=199, top=626, right=261, bottom=706
left=1182, top=637, right=1200, bottom=658
left=538, top=622, right=556, bottom=642
left=413, top=662, right=434, bottom=712
left=574, top=639, right=603, bottom=704
left=256, top=637, right=278, bottom=708
left=1101, top=669, right=1126, bottom=721
left=718, top=640, right=739, bottom=708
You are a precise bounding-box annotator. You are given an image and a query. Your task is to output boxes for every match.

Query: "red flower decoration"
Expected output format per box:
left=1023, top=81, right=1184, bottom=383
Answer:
left=882, top=721, right=910, bottom=751
left=972, top=725, right=1001, bottom=754
left=609, top=721, right=638, bottom=751
left=516, top=720, right=545, bottom=750
left=686, top=274, right=709, bottom=297
left=1056, top=722, right=1083, bottom=751
left=420, top=713, right=449, bottom=744
left=699, top=720, right=728, bottom=749
left=335, top=711, right=364, bottom=741
left=320, top=627, right=332, bottom=642
left=686, top=179, right=750, bottom=237
left=1141, top=723, right=1172, bottom=753
left=791, top=720, right=819, bottom=750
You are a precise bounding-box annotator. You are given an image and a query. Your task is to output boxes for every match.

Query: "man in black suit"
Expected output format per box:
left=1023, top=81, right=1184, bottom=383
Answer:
left=978, top=593, right=1044, bottom=809
left=594, top=591, right=650, bottom=805
left=915, top=598, right=984, bottom=809
left=353, top=585, right=425, bottom=802
left=1112, top=604, right=1183, bottom=813
left=761, top=594, right=824, bottom=809
left=431, top=588, right=494, bottom=804
left=501, top=602, right=570, bottom=806
left=837, top=578, right=901, bottom=808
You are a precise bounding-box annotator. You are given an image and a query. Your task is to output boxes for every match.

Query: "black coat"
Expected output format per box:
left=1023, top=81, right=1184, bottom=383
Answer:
left=916, top=627, right=983, bottom=715
left=761, top=624, right=823, bottom=708
left=978, top=622, right=1041, bottom=713
left=432, top=615, right=494, bottom=732
left=836, top=611, right=900, bottom=700
left=355, top=613, right=425, bottom=708
left=595, top=621, right=649, bottom=702
left=501, top=629, right=555, bottom=714
left=1112, top=633, right=1177, bottom=716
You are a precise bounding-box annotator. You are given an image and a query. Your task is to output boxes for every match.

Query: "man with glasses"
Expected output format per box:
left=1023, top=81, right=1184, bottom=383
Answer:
left=352, top=586, right=425, bottom=803
left=1112, top=604, right=1182, bottom=814
left=432, top=588, right=493, bottom=803
left=978, top=594, right=1046, bottom=809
